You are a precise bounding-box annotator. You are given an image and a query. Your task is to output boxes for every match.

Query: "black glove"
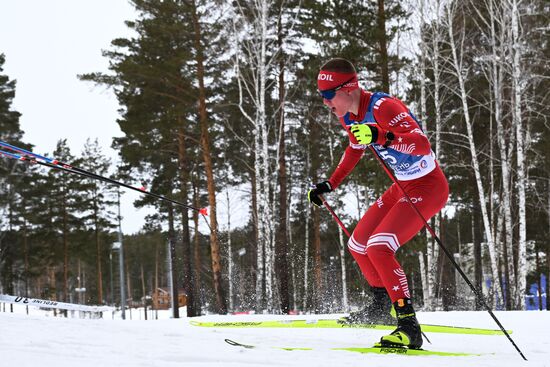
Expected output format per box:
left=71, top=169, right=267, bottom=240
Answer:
left=307, top=181, right=332, bottom=207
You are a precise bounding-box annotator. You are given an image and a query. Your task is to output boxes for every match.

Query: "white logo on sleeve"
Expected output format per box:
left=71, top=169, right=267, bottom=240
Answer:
left=399, top=196, right=423, bottom=203
left=392, top=143, right=416, bottom=154
left=410, top=128, right=426, bottom=136
left=389, top=112, right=408, bottom=126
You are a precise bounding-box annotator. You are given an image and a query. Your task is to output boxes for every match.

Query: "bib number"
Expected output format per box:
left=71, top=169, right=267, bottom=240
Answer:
left=378, top=149, right=397, bottom=165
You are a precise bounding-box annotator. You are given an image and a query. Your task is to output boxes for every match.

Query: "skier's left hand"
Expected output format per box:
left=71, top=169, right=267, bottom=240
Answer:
left=350, top=124, right=378, bottom=145
left=308, top=181, right=332, bottom=207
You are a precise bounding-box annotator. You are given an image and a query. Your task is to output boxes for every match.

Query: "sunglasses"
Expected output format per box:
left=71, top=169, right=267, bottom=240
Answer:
left=318, top=77, right=355, bottom=100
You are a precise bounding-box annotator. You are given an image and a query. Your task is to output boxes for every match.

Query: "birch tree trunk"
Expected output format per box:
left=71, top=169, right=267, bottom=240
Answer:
left=431, top=0, right=443, bottom=164
left=287, top=168, right=297, bottom=311
left=445, top=3, right=503, bottom=304
left=233, top=0, right=276, bottom=312
left=419, top=0, right=428, bottom=133
left=312, top=199, right=322, bottom=311
left=327, top=122, right=348, bottom=311
left=337, top=227, right=349, bottom=311
left=287, top=132, right=295, bottom=312
left=418, top=252, right=429, bottom=307
left=511, top=0, right=527, bottom=310
left=417, top=0, right=433, bottom=309
left=253, top=147, right=265, bottom=311
left=473, top=203, right=483, bottom=309
left=259, top=0, right=275, bottom=312
left=377, top=0, right=390, bottom=93
left=269, top=174, right=279, bottom=311
left=430, top=1, right=443, bottom=309
left=488, top=0, right=514, bottom=307
left=417, top=0, right=433, bottom=310
left=494, top=199, right=505, bottom=305
left=290, top=226, right=297, bottom=312
left=226, top=189, right=234, bottom=311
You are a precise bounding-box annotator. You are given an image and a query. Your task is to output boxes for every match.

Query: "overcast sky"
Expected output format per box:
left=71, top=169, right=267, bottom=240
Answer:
left=0, top=1, right=249, bottom=236
left=0, top=1, right=155, bottom=234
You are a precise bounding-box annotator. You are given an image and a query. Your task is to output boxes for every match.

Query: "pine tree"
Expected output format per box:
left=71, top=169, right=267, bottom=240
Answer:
left=0, top=53, right=26, bottom=297
left=0, top=54, right=22, bottom=144
left=48, top=140, right=88, bottom=303
left=80, top=0, right=233, bottom=315
left=78, top=139, right=117, bottom=304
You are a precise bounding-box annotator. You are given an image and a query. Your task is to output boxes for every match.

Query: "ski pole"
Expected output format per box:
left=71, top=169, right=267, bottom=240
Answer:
left=0, top=141, right=208, bottom=215
left=319, top=195, right=351, bottom=237
left=368, top=146, right=527, bottom=361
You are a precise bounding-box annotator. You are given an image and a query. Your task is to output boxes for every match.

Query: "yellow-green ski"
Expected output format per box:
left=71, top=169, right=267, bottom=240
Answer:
left=335, top=346, right=479, bottom=356
left=224, top=339, right=481, bottom=356
left=191, top=318, right=511, bottom=335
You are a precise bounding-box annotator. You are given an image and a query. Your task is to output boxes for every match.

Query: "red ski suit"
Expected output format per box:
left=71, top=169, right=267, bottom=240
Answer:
left=328, top=90, right=449, bottom=302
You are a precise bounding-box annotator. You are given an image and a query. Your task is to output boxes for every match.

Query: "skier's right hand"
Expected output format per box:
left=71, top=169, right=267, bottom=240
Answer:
left=307, top=181, right=332, bottom=207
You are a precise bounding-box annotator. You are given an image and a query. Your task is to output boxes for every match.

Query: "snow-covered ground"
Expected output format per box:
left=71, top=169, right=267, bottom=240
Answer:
left=1, top=305, right=548, bottom=367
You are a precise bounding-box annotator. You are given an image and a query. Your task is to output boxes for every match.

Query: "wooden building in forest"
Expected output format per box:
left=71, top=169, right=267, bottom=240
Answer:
left=151, top=288, right=187, bottom=310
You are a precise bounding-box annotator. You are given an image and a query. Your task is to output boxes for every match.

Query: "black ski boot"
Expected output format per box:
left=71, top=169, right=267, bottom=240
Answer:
left=340, top=287, right=394, bottom=325
left=378, top=298, right=422, bottom=349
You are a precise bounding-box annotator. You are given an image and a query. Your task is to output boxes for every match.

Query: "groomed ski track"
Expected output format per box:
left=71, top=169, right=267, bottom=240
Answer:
left=1, top=309, right=548, bottom=367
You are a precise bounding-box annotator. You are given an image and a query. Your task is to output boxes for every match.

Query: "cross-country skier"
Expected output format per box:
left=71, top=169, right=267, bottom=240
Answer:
left=307, top=58, right=449, bottom=349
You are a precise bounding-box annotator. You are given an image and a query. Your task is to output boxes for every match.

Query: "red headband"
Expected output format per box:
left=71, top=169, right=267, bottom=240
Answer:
left=317, top=71, right=358, bottom=91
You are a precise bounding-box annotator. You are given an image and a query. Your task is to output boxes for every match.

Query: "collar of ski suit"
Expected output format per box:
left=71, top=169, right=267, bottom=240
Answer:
left=347, top=89, right=372, bottom=122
